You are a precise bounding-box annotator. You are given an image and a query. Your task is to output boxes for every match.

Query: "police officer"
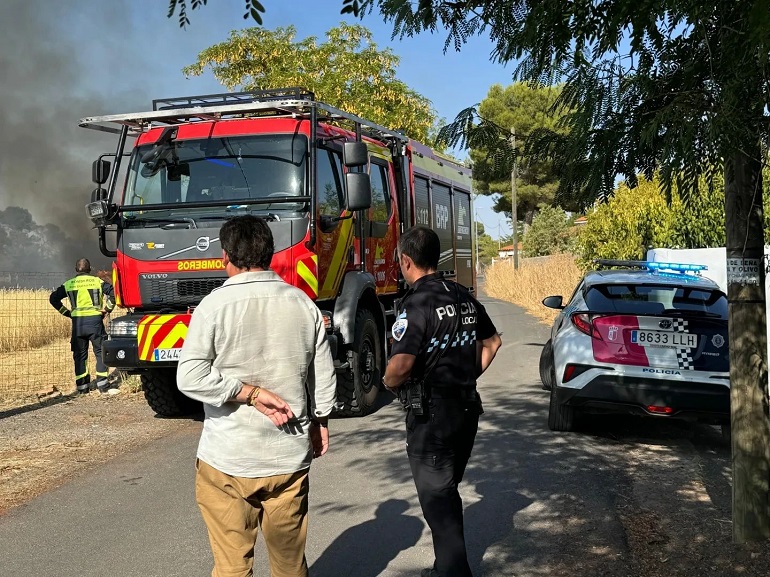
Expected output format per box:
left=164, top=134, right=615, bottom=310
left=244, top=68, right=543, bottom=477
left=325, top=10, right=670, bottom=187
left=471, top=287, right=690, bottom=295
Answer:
left=383, top=226, right=502, bottom=577
left=49, top=258, right=115, bottom=393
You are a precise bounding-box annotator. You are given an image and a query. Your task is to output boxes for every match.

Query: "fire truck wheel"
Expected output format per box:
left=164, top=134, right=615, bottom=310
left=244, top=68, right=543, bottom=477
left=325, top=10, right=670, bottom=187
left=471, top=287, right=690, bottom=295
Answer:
left=141, top=369, right=202, bottom=417
left=334, top=308, right=381, bottom=417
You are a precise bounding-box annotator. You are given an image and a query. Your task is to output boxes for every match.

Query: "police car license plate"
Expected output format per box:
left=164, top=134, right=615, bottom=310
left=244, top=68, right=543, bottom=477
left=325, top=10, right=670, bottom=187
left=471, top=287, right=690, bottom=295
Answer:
left=631, top=330, right=697, bottom=348
left=153, top=348, right=182, bottom=361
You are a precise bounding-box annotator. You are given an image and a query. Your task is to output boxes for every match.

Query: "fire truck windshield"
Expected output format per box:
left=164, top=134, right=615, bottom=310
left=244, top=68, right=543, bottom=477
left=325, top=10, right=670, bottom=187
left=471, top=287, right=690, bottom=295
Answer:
left=123, top=133, right=307, bottom=214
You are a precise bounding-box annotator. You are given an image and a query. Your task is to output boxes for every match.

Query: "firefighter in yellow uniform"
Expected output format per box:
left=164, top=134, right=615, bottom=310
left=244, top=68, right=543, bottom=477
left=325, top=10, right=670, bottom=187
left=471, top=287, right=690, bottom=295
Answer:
left=49, top=258, right=115, bottom=393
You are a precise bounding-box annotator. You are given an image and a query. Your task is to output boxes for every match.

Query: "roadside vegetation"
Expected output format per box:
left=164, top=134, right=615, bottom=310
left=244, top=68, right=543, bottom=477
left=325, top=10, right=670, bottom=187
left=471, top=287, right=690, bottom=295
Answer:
left=484, top=254, right=581, bottom=325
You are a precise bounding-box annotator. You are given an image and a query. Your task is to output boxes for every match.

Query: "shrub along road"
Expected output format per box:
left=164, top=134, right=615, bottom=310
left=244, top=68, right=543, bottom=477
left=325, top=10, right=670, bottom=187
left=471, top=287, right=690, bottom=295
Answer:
left=0, top=294, right=766, bottom=577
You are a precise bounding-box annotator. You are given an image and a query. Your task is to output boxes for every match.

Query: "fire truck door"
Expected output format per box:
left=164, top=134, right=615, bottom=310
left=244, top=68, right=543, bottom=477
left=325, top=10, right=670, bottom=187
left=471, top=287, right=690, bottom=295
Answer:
left=366, top=159, right=398, bottom=293
left=316, top=147, right=356, bottom=301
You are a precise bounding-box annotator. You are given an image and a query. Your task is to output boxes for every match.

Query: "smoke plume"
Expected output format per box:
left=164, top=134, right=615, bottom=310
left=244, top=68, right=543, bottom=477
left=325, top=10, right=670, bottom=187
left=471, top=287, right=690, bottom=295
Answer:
left=0, top=0, right=147, bottom=272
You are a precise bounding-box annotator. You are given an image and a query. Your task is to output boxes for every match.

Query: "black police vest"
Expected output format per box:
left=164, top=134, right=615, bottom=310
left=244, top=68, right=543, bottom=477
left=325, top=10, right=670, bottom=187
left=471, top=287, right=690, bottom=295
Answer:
left=397, top=274, right=481, bottom=390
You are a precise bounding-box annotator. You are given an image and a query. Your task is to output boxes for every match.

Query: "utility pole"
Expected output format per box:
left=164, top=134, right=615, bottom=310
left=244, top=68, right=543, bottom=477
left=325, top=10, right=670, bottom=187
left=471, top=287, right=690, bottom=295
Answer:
left=511, top=127, right=519, bottom=269
left=474, top=207, right=480, bottom=275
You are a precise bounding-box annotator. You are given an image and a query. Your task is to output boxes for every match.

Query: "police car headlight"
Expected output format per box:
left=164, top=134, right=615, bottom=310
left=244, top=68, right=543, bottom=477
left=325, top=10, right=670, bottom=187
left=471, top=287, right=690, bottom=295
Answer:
left=108, top=318, right=138, bottom=337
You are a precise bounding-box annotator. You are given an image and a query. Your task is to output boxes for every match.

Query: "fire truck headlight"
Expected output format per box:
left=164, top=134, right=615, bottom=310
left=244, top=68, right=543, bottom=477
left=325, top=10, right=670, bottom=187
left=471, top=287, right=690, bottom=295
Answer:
left=108, top=318, right=139, bottom=337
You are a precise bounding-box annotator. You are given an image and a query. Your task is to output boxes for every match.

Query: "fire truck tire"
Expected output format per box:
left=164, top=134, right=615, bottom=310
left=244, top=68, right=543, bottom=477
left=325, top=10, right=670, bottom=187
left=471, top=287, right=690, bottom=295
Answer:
left=141, top=369, right=202, bottom=417
left=334, top=309, right=381, bottom=417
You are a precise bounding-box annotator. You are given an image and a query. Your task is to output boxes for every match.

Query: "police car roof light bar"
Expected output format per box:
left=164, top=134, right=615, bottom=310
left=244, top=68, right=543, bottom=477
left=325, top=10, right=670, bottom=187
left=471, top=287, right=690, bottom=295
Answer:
left=594, top=259, right=707, bottom=275
left=644, top=261, right=708, bottom=273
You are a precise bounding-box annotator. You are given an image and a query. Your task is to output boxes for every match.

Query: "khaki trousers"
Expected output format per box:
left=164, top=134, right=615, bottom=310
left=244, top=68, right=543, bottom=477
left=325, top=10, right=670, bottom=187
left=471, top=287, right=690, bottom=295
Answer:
left=195, top=459, right=310, bottom=577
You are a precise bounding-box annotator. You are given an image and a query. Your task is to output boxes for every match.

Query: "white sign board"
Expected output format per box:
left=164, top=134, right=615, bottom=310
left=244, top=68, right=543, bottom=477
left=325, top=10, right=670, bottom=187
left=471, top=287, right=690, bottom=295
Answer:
left=726, top=257, right=762, bottom=285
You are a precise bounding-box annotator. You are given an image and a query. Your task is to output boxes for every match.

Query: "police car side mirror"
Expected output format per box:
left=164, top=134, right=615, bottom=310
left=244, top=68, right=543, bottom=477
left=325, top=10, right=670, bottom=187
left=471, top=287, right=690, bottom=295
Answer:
left=542, top=295, right=565, bottom=309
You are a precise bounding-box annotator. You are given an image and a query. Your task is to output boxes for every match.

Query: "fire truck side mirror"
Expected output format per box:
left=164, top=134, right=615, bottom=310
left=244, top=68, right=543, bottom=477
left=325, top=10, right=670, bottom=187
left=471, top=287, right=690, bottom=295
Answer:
left=90, top=188, right=108, bottom=203
left=92, top=159, right=111, bottom=185
left=344, top=172, right=372, bottom=212
left=342, top=142, right=368, bottom=167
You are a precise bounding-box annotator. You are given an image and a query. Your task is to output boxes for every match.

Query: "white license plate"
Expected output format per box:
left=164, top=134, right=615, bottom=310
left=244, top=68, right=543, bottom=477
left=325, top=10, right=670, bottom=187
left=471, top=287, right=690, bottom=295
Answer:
left=631, top=330, right=697, bottom=348
left=153, top=348, right=182, bottom=361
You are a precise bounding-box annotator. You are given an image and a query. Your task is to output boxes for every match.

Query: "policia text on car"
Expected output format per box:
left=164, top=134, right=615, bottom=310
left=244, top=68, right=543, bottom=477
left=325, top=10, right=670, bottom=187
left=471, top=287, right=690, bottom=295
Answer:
left=49, top=258, right=115, bottom=393
left=383, top=226, right=502, bottom=577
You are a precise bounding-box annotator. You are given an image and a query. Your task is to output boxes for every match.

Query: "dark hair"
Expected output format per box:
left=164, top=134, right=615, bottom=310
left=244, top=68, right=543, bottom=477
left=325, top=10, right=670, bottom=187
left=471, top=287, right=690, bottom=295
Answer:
left=398, top=226, right=440, bottom=270
left=219, top=215, right=274, bottom=270
left=75, top=258, right=91, bottom=273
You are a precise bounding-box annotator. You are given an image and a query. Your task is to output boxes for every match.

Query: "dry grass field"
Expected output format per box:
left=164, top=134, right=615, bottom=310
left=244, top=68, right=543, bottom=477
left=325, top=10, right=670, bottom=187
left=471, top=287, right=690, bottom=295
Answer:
left=0, top=284, right=126, bottom=410
left=483, top=253, right=583, bottom=324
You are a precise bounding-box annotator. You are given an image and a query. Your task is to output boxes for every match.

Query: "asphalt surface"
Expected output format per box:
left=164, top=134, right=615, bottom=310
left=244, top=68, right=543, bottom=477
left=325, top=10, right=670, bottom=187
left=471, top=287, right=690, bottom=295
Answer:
left=0, top=294, right=733, bottom=577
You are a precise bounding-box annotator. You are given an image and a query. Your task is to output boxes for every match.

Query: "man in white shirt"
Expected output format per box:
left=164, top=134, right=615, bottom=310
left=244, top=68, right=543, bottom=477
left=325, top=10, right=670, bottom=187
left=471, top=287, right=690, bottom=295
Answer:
left=177, top=215, right=336, bottom=577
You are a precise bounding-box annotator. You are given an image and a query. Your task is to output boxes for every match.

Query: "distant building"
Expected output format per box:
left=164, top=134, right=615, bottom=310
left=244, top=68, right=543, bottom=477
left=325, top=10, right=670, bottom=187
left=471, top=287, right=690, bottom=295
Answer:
left=498, top=242, right=524, bottom=259
left=573, top=215, right=588, bottom=226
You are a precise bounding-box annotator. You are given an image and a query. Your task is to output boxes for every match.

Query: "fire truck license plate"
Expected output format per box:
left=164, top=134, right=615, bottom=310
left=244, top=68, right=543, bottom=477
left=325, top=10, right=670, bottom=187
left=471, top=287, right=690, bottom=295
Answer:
left=631, top=330, right=697, bottom=348
left=153, top=348, right=182, bottom=361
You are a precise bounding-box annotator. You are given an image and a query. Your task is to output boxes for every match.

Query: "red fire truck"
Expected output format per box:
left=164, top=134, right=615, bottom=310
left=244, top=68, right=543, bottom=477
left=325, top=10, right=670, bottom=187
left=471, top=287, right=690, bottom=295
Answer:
left=81, top=88, right=475, bottom=416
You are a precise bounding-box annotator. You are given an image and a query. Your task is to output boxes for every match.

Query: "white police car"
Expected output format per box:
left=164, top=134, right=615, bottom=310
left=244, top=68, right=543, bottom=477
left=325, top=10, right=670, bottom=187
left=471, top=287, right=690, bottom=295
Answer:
left=539, top=260, right=730, bottom=432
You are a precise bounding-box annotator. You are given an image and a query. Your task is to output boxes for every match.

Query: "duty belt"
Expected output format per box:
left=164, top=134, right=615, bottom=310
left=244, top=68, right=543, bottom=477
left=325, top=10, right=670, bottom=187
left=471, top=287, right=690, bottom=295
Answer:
left=429, top=387, right=478, bottom=401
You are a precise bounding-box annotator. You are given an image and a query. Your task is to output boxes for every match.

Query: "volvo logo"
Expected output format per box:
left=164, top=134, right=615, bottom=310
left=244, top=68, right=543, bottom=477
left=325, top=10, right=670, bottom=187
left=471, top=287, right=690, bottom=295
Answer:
left=141, top=273, right=169, bottom=279
left=659, top=319, right=672, bottom=329
left=196, top=236, right=211, bottom=252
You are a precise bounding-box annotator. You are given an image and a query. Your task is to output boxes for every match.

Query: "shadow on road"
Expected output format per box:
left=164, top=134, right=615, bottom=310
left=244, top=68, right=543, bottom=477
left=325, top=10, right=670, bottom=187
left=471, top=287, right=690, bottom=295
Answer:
left=310, top=499, right=423, bottom=577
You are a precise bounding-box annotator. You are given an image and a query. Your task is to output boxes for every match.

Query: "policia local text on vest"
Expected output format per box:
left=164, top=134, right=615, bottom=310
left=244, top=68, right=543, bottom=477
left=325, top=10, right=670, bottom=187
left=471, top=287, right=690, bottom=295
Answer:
left=49, top=258, right=115, bottom=393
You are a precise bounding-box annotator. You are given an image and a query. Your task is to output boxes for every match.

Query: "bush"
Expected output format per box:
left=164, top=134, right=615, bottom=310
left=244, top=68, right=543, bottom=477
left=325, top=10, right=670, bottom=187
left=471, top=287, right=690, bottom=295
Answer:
left=522, top=204, right=576, bottom=257
left=576, top=177, right=676, bottom=267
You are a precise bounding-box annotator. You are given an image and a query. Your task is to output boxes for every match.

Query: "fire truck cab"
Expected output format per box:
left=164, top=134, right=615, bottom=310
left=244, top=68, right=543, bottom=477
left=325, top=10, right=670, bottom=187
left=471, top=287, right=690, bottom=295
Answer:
left=81, top=89, right=475, bottom=417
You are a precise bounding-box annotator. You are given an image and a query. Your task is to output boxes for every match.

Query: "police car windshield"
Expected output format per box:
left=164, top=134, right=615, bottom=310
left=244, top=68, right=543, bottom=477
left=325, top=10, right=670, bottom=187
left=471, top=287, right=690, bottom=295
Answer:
left=122, top=133, right=307, bottom=212
left=585, top=284, right=728, bottom=319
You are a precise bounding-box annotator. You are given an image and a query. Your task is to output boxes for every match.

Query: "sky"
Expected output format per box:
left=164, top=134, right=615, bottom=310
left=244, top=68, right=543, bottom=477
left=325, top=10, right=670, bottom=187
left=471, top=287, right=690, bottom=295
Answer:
left=0, top=0, right=514, bottom=240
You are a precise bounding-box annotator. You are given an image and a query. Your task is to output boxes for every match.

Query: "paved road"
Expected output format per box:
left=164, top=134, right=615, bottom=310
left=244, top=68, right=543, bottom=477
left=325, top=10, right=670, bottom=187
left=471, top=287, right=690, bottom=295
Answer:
left=0, top=295, right=732, bottom=577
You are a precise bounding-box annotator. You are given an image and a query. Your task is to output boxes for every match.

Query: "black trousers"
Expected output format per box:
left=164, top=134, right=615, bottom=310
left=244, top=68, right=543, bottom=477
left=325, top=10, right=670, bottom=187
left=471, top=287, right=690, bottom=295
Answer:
left=406, top=397, right=480, bottom=577
left=71, top=316, right=107, bottom=387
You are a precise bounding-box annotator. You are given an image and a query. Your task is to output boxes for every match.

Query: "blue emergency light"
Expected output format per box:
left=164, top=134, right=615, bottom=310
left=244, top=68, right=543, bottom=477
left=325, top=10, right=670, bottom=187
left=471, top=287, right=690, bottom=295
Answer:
left=594, top=259, right=708, bottom=275
left=644, top=261, right=708, bottom=273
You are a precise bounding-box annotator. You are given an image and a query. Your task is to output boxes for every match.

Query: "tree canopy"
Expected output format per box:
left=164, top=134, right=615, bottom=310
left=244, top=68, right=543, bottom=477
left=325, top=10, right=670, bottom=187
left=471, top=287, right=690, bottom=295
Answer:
left=468, top=82, right=567, bottom=223
left=183, top=23, right=436, bottom=142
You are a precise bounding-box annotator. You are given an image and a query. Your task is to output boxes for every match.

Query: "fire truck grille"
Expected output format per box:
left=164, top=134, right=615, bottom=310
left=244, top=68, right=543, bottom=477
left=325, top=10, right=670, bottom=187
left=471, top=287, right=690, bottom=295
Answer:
left=139, top=275, right=226, bottom=307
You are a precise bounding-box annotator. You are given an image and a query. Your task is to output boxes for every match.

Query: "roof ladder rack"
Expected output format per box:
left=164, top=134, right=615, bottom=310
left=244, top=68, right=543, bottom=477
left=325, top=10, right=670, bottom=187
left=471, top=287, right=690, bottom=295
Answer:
left=152, top=88, right=316, bottom=111
left=79, top=87, right=408, bottom=144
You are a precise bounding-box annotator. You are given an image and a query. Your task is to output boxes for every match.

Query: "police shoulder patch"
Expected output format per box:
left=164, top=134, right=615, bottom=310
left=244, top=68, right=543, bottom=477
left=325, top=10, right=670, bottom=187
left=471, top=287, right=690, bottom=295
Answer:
left=392, top=309, right=408, bottom=341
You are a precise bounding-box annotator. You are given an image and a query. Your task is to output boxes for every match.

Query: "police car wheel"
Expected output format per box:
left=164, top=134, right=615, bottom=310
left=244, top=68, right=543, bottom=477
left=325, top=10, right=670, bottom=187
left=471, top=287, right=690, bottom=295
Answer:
left=334, top=308, right=381, bottom=417
left=539, top=340, right=554, bottom=391
left=548, top=385, right=575, bottom=432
